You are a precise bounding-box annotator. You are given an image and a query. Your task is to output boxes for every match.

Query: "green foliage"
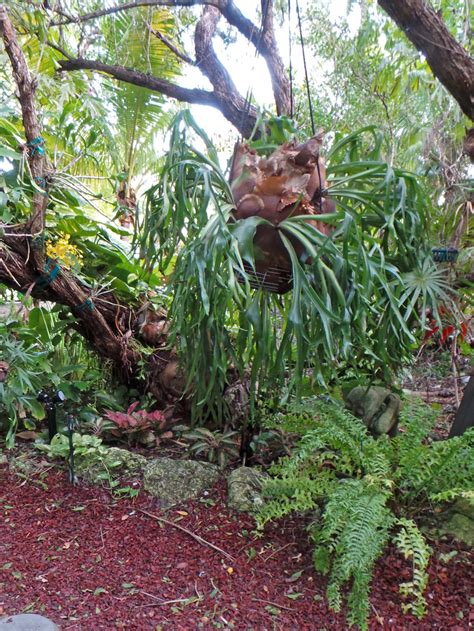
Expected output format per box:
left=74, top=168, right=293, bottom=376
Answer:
left=393, top=518, right=432, bottom=618
left=138, top=112, right=452, bottom=427
left=0, top=333, right=49, bottom=446
left=183, top=427, right=240, bottom=468
left=37, top=432, right=106, bottom=460
left=0, top=303, right=123, bottom=446
left=36, top=433, right=138, bottom=496
left=257, top=397, right=474, bottom=629
left=303, top=1, right=470, bottom=246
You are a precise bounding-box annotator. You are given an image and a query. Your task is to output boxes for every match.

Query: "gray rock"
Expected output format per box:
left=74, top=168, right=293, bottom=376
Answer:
left=451, top=499, right=474, bottom=520
left=438, top=512, right=474, bottom=547
left=143, top=457, right=219, bottom=508
left=75, top=447, right=147, bottom=484
left=0, top=614, right=59, bottom=630
left=227, top=466, right=268, bottom=513
left=345, top=386, right=401, bottom=436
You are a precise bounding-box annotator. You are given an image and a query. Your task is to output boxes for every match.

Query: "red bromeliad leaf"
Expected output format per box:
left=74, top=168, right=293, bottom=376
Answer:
left=440, top=325, right=455, bottom=344
left=127, top=401, right=140, bottom=415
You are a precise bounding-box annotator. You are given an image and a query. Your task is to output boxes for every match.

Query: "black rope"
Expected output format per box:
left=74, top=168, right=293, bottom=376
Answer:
left=296, top=0, right=315, bottom=135
left=288, top=0, right=293, bottom=119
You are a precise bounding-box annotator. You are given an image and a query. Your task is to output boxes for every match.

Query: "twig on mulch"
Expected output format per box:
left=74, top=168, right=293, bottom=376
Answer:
left=139, top=591, right=199, bottom=606
left=252, top=597, right=296, bottom=612
left=263, top=541, right=294, bottom=562
left=137, top=508, right=236, bottom=563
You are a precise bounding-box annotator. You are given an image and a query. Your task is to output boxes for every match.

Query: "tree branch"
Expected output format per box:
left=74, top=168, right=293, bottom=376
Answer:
left=51, top=0, right=290, bottom=120
left=58, top=57, right=258, bottom=138
left=194, top=7, right=257, bottom=137
left=377, top=0, right=474, bottom=120
left=148, top=25, right=195, bottom=65
left=51, top=1, right=218, bottom=26
left=0, top=5, right=48, bottom=233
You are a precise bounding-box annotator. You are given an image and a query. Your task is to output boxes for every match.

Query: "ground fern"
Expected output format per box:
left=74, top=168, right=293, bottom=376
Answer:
left=257, top=397, right=472, bottom=630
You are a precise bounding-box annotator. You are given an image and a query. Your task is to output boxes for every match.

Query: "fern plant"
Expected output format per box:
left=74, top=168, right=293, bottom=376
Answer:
left=256, top=397, right=474, bottom=630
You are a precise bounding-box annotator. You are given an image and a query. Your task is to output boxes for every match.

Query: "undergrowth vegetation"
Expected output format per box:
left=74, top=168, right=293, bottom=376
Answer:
left=257, top=398, right=474, bottom=629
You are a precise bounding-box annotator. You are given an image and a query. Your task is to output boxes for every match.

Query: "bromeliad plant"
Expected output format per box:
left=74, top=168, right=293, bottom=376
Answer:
left=137, top=111, right=454, bottom=426
left=256, top=397, right=474, bottom=630
left=183, top=427, right=240, bottom=468
left=103, top=401, right=171, bottom=446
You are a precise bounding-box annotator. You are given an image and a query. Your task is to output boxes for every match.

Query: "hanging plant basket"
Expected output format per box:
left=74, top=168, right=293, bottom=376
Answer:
left=236, top=260, right=293, bottom=294
left=432, top=247, right=459, bottom=263
left=229, top=135, right=334, bottom=294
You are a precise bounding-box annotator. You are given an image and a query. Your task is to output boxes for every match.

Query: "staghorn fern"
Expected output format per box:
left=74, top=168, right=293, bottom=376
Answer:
left=257, top=397, right=473, bottom=630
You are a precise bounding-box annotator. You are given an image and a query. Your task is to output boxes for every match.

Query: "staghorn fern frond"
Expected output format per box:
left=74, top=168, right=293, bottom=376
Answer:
left=138, top=112, right=455, bottom=423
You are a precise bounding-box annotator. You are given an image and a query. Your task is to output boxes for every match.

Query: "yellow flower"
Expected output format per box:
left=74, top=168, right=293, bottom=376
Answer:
left=46, top=233, right=83, bottom=270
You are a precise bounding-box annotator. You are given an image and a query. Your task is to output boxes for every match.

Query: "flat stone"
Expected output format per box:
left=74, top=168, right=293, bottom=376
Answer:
left=0, top=614, right=59, bottom=630
left=143, top=457, right=219, bottom=509
left=227, top=466, right=268, bottom=513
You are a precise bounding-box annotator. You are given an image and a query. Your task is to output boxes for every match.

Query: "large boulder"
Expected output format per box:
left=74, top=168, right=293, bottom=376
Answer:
left=227, top=466, right=268, bottom=513
left=75, top=447, right=147, bottom=485
left=143, top=457, right=219, bottom=508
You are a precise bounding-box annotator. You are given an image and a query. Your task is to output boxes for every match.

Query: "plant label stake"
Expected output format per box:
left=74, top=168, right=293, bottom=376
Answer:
left=66, top=413, right=77, bottom=485
left=36, top=389, right=66, bottom=442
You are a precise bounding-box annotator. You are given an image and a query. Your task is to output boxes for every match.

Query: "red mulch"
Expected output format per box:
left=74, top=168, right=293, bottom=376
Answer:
left=0, top=465, right=472, bottom=631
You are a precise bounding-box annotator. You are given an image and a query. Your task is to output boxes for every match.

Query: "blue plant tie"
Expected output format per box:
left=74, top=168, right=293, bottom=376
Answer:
left=77, top=298, right=94, bottom=313
left=27, top=136, right=45, bottom=156
left=34, top=176, right=48, bottom=195
left=35, top=257, right=61, bottom=288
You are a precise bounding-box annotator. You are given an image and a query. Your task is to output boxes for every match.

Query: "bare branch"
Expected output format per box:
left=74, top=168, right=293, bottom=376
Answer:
left=50, top=0, right=290, bottom=118
left=51, top=0, right=219, bottom=26
left=148, top=24, right=195, bottom=65
left=378, top=0, right=474, bottom=120
left=58, top=57, right=258, bottom=137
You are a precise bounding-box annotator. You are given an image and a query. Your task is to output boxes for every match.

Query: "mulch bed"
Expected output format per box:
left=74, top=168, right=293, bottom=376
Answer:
left=0, top=464, right=472, bottom=630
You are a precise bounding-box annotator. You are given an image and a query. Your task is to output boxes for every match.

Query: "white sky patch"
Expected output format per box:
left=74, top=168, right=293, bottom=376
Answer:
left=188, top=0, right=361, bottom=153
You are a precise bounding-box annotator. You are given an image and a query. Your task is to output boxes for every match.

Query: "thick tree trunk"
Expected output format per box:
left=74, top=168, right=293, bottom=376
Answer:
left=377, top=0, right=474, bottom=120
left=448, top=375, right=474, bottom=438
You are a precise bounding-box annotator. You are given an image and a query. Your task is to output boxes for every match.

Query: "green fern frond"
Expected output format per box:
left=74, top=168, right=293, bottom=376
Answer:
left=314, top=479, right=394, bottom=630
left=394, top=518, right=431, bottom=618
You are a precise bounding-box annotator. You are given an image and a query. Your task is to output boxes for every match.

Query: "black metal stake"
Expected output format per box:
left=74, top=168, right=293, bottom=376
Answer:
left=67, top=413, right=76, bottom=485
left=37, top=390, right=66, bottom=443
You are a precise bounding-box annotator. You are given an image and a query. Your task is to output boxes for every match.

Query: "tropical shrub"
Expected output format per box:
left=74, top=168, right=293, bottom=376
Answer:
left=0, top=304, right=120, bottom=445
left=256, top=398, right=474, bottom=629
